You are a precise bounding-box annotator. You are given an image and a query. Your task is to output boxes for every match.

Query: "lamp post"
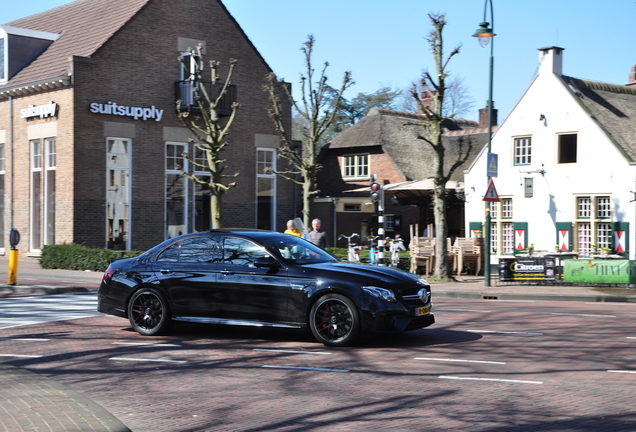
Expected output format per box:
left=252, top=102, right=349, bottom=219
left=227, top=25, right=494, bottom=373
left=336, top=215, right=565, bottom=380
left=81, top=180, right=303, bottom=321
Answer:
left=473, top=0, right=496, bottom=287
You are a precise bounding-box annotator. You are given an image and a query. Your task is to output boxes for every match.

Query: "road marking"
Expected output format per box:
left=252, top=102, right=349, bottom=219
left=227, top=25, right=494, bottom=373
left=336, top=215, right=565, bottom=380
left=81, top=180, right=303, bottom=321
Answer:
left=439, top=376, right=542, bottom=384
left=608, top=370, right=636, bottom=374
left=0, top=338, right=50, bottom=341
left=551, top=313, right=616, bottom=318
left=253, top=349, right=331, bottom=355
left=483, top=300, right=535, bottom=303
left=467, top=330, right=543, bottom=335
left=585, top=302, right=636, bottom=306
left=0, top=354, right=43, bottom=358
left=415, top=357, right=506, bottom=365
left=109, top=357, right=187, bottom=363
left=112, top=342, right=182, bottom=347
left=626, top=337, right=636, bottom=340
left=435, top=309, right=491, bottom=313
left=262, top=365, right=349, bottom=373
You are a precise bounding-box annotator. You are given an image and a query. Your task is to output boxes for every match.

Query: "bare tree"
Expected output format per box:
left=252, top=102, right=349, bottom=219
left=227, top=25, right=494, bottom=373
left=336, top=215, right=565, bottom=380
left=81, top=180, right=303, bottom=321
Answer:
left=406, top=14, right=474, bottom=281
left=398, top=74, right=474, bottom=117
left=265, top=35, right=353, bottom=230
left=176, top=45, right=239, bottom=229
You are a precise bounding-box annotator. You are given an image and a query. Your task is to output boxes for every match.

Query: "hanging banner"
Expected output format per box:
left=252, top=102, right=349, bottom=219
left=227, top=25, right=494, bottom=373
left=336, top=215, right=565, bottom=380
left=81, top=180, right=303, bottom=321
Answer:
left=499, top=257, right=556, bottom=282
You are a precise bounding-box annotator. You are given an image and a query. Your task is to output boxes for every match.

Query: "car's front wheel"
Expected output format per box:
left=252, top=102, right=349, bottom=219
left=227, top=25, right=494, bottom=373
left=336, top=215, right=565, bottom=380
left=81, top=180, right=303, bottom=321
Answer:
left=128, top=288, right=172, bottom=336
left=309, top=294, right=360, bottom=347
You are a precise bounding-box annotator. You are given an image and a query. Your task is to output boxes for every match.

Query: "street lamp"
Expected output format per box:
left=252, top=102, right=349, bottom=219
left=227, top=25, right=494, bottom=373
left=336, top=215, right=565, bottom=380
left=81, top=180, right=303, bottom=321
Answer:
left=473, top=0, right=496, bottom=287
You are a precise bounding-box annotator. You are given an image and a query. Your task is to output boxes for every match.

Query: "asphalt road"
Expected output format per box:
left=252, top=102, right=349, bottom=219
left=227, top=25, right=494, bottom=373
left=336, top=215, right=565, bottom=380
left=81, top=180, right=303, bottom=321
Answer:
left=1, top=296, right=636, bottom=431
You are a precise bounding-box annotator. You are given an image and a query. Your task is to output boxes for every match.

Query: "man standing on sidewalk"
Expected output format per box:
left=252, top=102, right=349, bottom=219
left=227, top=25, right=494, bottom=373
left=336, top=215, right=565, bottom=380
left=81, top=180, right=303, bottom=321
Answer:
left=307, top=219, right=327, bottom=249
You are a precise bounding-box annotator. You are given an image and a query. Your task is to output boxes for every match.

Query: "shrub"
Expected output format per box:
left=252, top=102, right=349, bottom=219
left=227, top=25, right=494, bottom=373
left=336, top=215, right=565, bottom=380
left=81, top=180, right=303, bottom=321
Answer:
left=41, top=244, right=143, bottom=272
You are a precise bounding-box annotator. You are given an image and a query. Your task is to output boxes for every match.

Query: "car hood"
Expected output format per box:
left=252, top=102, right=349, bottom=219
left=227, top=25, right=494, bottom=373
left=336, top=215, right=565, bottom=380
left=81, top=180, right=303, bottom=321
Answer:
left=301, top=262, right=426, bottom=286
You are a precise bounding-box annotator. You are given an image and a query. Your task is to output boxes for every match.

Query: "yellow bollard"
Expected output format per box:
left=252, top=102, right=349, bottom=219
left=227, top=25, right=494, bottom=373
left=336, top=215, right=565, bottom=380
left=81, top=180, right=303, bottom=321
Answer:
left=8, top=249, right=18, bottom=285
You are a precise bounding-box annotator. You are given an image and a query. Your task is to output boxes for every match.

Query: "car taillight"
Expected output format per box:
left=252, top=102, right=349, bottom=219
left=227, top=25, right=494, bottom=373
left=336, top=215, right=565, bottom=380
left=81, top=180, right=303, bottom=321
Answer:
left=102, top=268, right=116, bottom=282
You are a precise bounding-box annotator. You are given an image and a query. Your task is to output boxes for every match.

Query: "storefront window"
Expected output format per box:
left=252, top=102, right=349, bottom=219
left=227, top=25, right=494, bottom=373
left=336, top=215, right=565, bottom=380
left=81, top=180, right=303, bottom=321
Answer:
left=107, top=138, right=131, bottom=250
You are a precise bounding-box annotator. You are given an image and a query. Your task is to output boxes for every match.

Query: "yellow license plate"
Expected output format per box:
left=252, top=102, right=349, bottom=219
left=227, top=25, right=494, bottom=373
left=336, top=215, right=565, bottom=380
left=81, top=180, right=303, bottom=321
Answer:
left=415, top=305, right=431, bottom=316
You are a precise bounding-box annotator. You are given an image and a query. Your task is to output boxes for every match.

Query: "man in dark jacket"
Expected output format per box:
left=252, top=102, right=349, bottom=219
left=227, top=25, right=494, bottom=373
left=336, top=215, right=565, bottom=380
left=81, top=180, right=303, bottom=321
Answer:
left=307, top=218, right=327, bottom=249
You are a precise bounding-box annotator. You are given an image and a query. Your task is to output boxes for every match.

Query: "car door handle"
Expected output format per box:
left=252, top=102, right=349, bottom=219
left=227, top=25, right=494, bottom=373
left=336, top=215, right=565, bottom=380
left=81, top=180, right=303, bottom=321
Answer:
left=220, top=270, right=235, bottom=276
left=160, top=269, right=173, bottom=274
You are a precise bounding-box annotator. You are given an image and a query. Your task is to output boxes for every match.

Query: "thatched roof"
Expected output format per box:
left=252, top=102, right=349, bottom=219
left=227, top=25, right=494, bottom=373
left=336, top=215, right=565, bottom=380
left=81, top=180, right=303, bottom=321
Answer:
left=564, top=77, right=636, bottom=162
left=325, top=108, right=491, bottom=181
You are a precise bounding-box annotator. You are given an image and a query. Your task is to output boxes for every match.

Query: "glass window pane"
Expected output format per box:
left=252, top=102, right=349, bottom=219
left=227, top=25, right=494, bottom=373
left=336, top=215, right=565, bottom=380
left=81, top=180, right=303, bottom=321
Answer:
left=223, top=237, right=267, bottom=266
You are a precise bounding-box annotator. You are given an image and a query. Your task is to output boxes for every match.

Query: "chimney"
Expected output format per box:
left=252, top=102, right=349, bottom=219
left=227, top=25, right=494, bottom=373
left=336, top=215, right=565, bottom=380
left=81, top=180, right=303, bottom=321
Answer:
left=478, top=101, right=498, bottom=128
left=417, top=90, right=437, bottom=114
left=538, top=46, right=565, bottom=76
left=627, top=65, right=636, bottom=87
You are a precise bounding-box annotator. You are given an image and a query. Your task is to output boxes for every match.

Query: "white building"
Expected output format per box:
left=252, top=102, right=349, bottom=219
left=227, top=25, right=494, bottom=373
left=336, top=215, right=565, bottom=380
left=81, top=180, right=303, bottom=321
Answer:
left=464, top=46, right=636, bottom=263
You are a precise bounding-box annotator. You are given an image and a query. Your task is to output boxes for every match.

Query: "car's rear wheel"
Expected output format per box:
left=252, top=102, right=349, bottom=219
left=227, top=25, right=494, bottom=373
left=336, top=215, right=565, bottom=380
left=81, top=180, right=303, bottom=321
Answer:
left=128, top=288, right=172, bottom=336
left=310, top=294, right=360, bottom=347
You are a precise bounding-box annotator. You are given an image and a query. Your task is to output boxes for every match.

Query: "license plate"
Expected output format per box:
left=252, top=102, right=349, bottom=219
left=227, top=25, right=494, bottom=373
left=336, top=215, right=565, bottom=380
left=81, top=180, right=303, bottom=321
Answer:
left=415, top=305, right=431, bottom=316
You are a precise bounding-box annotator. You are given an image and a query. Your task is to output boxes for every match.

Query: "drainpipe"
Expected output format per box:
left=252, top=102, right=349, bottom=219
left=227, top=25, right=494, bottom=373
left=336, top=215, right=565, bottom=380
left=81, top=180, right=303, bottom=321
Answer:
left=8, top=95, right=13, bottom=230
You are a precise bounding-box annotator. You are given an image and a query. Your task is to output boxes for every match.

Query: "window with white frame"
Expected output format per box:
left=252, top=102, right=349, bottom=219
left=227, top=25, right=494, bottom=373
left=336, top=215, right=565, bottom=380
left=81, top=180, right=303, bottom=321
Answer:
left=0, top=142, right=5, bottom=248
left=107, top=138, right=131, bottom=250
left=44, top=138, right=56, bottom=246
left=166, top=143, right=187, bottom=239
left=257, top=148, right=276, bottom=230
left=575, top=195, right=612, bottom=255
left=514, top=137, right=531, bottom=166
left=489, top=197, right=514, bottom=255
left=342, top=154, right=369, bottom=179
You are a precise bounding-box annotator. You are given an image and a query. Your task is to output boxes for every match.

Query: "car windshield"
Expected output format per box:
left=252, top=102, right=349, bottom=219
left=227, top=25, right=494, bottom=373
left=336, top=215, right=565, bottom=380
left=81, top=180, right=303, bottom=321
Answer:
left=262, top=235, right=338, bottom=265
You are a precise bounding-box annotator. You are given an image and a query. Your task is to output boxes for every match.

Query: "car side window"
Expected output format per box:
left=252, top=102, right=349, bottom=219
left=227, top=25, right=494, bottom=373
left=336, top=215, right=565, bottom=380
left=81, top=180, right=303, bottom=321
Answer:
left=156, top=236, right=222, bottom=263
left=223, top=237, right=268, bottom=266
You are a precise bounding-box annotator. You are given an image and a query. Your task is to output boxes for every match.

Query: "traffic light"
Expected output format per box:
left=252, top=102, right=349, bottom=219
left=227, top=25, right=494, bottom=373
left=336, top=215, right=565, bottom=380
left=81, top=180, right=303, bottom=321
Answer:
left=370, top=181, right=382, bottom=203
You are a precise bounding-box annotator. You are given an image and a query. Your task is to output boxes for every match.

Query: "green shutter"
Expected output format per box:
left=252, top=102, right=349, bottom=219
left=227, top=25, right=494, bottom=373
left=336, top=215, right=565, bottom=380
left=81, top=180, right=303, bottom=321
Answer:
left=513, top=222, right=528, bottom=253
left=469, top=221, right=483, bottom=237
left=612, top=221, right=629, bottom=257
left=555, top=222, right=573, bottom=252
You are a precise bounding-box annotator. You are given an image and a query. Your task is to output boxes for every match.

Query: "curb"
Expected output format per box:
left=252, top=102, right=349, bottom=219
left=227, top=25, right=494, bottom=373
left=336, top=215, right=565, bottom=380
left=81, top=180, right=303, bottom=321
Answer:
left=434, top=291, right=636, bottom=303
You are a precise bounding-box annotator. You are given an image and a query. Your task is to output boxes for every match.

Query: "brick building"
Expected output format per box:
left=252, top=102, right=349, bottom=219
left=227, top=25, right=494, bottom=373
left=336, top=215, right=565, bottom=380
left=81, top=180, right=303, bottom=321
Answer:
left=0, top=0, right=293, bottom=255
left=314, top=108, right=493, bottom=248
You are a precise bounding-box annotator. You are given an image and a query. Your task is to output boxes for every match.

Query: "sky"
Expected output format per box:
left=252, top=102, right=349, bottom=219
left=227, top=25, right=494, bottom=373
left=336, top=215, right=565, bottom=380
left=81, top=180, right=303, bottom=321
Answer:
left=3, top=0, right=635, bottom=122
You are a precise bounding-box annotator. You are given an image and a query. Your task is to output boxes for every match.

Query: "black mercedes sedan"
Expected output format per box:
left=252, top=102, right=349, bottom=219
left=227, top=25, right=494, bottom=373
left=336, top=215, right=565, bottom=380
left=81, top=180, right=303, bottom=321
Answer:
left=98, top=229, right=434, bottom=346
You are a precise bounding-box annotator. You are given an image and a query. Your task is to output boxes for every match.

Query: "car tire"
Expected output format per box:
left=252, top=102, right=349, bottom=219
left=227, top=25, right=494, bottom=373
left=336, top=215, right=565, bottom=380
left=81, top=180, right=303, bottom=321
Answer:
left=309, top=293, right=360, bottom=347
left=128, top=288, right=172, bottom=336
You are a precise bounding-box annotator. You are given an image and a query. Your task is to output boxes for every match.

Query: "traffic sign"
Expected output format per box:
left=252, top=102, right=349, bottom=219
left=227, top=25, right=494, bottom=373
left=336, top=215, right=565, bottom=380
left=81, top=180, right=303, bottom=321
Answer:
left=483, top=178, right=500, bottom=202
left=487, top=153, right=498, bottom=177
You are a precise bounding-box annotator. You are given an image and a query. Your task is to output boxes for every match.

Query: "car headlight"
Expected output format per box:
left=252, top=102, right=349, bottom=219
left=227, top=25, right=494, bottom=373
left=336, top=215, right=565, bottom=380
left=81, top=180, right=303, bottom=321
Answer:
left=362, top=286, right=397, bottom=302
left=417, top=276, right=429, bottom=286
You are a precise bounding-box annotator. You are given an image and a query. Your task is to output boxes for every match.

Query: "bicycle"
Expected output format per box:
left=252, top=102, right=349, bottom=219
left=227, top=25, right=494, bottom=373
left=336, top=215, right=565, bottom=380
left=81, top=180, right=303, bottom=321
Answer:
left=338, top=233, right=360, bottom=262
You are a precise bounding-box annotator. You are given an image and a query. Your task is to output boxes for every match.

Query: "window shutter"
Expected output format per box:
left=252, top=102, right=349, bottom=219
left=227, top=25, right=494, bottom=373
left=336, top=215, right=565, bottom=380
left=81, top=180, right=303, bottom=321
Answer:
left=612, top=222, right=629, bottom=257
left=513, top=222, right=528, bottom=253
left=555, top=222, right=572, bottom=252
left=469, top=222, right=483, bottom=237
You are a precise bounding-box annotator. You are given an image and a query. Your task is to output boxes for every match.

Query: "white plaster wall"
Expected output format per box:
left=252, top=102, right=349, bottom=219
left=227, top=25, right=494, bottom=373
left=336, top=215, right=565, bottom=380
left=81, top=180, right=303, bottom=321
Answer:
left=464, top=63, right=636, bottom=261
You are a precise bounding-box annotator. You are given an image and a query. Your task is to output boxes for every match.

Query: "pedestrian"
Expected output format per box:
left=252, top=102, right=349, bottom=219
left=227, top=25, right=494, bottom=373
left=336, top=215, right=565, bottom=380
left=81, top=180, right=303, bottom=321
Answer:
left=306, top=218, right=327, bottom=248
left=284, top=219, right=302, bottom=237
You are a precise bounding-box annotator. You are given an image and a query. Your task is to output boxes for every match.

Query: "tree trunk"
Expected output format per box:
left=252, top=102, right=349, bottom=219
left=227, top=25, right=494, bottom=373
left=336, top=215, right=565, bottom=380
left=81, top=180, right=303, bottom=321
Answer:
left=211, top=193, right=222, bottom=229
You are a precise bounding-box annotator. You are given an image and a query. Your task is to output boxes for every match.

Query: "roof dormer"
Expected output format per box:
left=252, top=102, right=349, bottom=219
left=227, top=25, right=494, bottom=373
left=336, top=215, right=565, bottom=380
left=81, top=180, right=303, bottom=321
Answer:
left=0, top=25, right=60, bottom=83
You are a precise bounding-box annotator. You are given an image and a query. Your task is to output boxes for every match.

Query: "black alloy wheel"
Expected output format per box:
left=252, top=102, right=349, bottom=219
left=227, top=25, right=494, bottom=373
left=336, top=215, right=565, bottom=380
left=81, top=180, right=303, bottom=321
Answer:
left=310, top=293, right=360, bottom=347
left=128, top=288, right=172, bottom=336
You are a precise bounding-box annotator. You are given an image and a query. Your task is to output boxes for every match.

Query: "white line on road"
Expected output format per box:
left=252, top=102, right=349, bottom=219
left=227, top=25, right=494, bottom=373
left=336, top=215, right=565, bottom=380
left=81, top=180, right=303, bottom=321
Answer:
left=439, top=376, right=542, bottom=384
left=262, top=365, right=349, bottom=373
left=551, top=313, right=616, bottom=318
left=109, top=357, right=187, bottom=363
left=254, top=349, right=331, bottom=355
left=112, top=342, right=182, bottom=347
left=467, top=330, right=544, bottom=335
left=415, top=357, right=506, bottom=365
left=608, top=370, right=636, bottom=374
left=435, top=309, right=492, bottom=313
left=0, top=354, right=43, bottom=358
left=0, top=338, right=50, bottom=341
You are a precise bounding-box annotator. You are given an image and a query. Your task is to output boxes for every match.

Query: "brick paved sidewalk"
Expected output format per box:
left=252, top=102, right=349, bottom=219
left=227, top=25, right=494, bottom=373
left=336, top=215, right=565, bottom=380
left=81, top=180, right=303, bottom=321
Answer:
left=0, top=363, right=130, bottom=432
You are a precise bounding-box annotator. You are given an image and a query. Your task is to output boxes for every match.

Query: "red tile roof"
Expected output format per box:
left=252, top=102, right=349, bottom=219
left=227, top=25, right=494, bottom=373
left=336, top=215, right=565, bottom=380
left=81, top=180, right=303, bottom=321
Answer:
left=2, top=0, right=150, bottom=89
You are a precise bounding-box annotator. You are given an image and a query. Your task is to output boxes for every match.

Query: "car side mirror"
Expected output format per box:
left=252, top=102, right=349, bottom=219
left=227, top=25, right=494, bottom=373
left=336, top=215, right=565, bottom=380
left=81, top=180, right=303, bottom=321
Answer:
left=254, top=256, right=281, bottom=269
